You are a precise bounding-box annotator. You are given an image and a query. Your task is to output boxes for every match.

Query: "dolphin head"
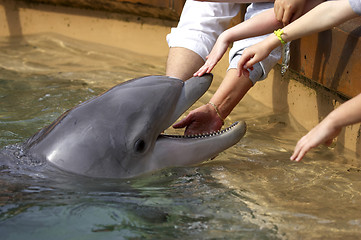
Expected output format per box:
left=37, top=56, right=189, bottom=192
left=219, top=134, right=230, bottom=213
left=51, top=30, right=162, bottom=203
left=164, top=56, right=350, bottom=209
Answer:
left=25, top=74, right=246, bottom=178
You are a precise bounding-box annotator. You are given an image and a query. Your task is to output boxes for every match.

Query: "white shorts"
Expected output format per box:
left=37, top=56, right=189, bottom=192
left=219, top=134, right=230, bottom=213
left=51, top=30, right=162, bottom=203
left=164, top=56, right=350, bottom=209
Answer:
left=166, top=1, right=281, bottom=84
left=166, top=0, right=240, bottom=61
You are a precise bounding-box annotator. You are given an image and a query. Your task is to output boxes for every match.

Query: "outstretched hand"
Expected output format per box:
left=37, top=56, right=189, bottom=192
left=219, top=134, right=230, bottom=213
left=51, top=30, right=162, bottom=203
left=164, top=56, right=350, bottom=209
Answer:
left=194, top=35, right=230, bottom=77
left=173, top=104, right=224, bottom=136
left=290, top=119, right=342, bottom=162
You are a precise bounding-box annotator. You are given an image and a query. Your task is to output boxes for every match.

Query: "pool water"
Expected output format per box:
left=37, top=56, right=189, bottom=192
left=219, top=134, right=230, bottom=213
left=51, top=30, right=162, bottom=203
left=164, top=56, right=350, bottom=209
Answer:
left=1, top=34, right=361, bottom=240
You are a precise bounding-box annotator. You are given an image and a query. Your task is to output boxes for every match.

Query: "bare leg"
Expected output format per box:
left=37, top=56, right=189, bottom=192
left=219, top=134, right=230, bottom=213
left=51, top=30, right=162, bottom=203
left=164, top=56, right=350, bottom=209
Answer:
left=166, top=47, right=205, bottom=81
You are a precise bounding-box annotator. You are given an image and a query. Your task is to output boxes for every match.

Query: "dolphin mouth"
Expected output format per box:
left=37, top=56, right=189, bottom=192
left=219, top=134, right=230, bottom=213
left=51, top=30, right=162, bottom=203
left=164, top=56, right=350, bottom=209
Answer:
left=149, top=121, right=246, bottom=169
left=158, top=121, right=243, bottom=140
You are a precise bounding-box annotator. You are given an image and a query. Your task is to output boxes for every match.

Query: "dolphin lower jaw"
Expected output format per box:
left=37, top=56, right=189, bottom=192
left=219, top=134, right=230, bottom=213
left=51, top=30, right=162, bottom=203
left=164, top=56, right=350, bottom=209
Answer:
left=144, top=121, right=247, bottom=172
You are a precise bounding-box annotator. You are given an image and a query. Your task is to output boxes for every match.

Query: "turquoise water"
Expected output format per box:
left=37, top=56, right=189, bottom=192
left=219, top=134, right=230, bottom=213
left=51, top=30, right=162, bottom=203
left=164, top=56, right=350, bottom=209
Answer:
left=1, top=34, right=361, bottom=240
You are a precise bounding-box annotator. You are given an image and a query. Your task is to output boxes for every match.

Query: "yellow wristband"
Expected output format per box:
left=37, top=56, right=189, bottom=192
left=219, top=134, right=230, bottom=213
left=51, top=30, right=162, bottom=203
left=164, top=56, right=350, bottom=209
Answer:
left=274, top=29, right=286, bottom=45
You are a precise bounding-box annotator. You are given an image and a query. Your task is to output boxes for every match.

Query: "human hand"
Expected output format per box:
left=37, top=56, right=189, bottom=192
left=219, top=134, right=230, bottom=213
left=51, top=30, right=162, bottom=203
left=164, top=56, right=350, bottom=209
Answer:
left=274, top=0, right=306, bottom=26
left=194, top=34, right=229, bottom=77
left=290, top=119, right=342, bottom=162
left=236, top=42, right=272, bottom=78
left=173, top=104, right=223, bottom=136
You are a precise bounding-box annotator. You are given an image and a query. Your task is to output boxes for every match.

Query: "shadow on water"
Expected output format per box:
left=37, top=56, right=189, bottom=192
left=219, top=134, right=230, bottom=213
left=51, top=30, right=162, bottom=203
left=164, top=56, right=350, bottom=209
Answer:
left=0, top=34, right=361, bottom=240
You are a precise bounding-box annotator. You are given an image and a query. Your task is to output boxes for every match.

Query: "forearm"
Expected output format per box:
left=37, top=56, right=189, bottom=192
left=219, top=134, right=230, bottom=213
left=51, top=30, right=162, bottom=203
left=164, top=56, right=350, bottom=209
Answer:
left=223, top=0, right=323, bottom=44
left=281, top=0, right=358, bottom=42
left=209, top=70, right=253, bottom=119
left=325, top=94, right=361, bottom=129
left=222, top=8, right=282, bottom=43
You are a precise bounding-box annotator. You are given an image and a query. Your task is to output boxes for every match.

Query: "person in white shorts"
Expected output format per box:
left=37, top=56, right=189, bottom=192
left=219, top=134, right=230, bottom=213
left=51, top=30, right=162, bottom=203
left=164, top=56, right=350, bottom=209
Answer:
left=166, top=0, right=313, bottom=135
left=166, top=1, right=282, bottom=135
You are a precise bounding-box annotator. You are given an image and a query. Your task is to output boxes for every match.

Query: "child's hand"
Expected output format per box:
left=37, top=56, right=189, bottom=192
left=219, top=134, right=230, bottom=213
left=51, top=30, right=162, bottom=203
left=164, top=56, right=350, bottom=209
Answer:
left=194, top=35, right=229, bottom=77
left=274, top=0, right=306, bottom=26
left=237, top=34, right=281, bottom=77
left=236, top=42, right=271, bottom=78
left=290, top=119, right=342, bottom=162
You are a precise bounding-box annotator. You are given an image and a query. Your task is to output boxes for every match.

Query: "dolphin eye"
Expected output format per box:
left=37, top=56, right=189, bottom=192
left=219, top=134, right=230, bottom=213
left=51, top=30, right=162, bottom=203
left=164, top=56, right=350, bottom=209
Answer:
left=134, top=139, right=146, bottom=153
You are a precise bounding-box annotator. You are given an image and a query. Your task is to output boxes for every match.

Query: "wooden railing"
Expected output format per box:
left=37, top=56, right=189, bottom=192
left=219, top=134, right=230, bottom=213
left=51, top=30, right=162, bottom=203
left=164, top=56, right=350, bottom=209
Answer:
left=290, top=17, right=361, bottom=98
left=21, top=0, right=186, bottom=20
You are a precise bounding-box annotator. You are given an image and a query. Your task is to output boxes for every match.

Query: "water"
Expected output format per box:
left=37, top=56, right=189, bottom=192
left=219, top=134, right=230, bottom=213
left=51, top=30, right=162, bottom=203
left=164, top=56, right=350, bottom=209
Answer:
left=0, top=34, right=361, bottom=240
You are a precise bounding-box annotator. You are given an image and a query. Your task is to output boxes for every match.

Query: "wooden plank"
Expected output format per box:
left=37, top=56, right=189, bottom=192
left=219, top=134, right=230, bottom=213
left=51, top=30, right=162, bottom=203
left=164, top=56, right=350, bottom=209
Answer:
left=289, top=17, right=361, bottom=98
left=20, top=0, right=186, bottom=20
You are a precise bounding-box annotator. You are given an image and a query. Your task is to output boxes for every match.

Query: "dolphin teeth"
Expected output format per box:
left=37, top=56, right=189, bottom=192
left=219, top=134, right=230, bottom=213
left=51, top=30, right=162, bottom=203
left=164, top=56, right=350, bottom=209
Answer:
left=160, top=121, right=240, bottom=139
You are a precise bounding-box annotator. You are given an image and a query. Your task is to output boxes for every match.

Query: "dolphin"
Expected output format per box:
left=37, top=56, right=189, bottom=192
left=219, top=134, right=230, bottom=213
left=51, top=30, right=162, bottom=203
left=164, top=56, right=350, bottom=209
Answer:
left=22, top=74, right=246, bottom=178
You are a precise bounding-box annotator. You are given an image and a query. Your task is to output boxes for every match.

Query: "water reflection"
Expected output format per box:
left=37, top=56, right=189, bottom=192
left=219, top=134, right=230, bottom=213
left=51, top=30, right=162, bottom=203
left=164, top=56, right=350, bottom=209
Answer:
left=0, top=34, right=360, bottom=239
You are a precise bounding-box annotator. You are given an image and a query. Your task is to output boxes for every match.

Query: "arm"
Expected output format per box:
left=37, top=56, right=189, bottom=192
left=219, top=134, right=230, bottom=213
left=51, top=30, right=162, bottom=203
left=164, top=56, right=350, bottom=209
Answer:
left=194, top=8, right=282, bottom=77
left=291, top=94, right=361, bottom=161
left=238, top=0, right=357, bottom=76
left=279, top=0, right=358, bottom=42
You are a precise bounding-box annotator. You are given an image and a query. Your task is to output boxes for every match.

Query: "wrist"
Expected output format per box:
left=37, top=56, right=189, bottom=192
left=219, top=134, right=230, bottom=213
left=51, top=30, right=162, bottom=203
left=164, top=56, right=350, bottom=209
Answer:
left=207, top=102, right=225, bottom=125
left=220, top=29, right=235, bottom=45
left=274, top=29, right=287, bottom=44
left=266, top=33, right=282, bottom=52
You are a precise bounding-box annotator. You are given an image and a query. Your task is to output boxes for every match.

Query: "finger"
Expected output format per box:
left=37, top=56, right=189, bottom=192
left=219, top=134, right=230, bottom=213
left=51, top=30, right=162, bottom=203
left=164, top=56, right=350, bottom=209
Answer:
left=290, top=9, right=302, bottom=23
left=295, top=147, right=309, bottom=162
left=193, top=64, right=206, bottom=77
left=240, top=53, right=258, bottom=69
left=275, top=6, right=285, bottom=23
left=237, top=65, right=242, bottom=77
left=290, top=144, right=301, bottom=161
left=290, top=149, right=301, bottom=161
left=184, top=127, right=197, bottom=136
left=243, top=59, right=257, bottom=70
left=290, top=152, right=297, bottom=161
left=204, top=62, right=216, bottom=74
left=237, top=62, right=244, bottom=77
left=290, top=139, right=305, bottom=161
left=274, top=0, right=280, bottom=18
left=237, top=54, right=251, bottom=73
left=295, top=139, right=313, bottom=162
left=172, top=115, right=193, bottom=129
left=282, top=10, right=293, bottom=26
left=237, top=61, right=252, bottom=77
left=200, top=59, right=216, bottom=73
left=194, top=66, right=209, bottom=77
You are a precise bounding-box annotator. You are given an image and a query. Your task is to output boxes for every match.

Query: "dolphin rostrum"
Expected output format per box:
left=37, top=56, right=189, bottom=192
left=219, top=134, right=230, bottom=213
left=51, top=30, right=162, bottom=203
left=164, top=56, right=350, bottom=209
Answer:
left=22, top=74, right=246, bottom=178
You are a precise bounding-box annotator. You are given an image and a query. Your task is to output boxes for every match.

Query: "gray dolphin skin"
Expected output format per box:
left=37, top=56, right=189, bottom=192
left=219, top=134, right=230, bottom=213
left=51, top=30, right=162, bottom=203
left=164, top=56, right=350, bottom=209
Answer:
left=23, top=74, right=246, bottom=178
